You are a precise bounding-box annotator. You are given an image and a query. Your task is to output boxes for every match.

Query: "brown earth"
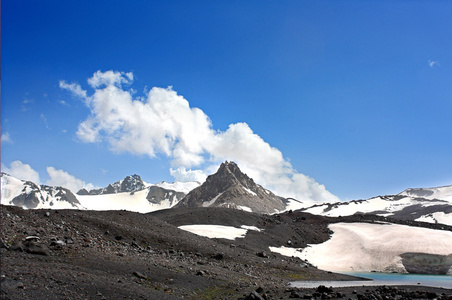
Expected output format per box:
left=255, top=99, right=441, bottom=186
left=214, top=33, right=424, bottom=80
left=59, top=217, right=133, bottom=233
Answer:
left=1, top=205, right=451, bottom=299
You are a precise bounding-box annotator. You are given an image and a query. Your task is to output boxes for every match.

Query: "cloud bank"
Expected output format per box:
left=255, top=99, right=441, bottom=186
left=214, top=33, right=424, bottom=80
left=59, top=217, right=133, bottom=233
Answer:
left=60, top=70, right=339, bottom=202
left=2, top=160, right=94, bottom=193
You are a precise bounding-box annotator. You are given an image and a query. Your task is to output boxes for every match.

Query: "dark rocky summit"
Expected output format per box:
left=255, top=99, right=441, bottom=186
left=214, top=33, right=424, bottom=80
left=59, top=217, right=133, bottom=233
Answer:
left=77, top=174, right=145, bottom=195
left=176, top=161, right=287, bottom=214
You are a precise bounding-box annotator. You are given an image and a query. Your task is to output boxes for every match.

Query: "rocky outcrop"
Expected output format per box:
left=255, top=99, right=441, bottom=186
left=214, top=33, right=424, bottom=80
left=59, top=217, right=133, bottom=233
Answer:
left=146, top=186, right=185, bottom=206
left=175, top=161, right=286, bottom=214
left=401, top=252, right=452, bottom=275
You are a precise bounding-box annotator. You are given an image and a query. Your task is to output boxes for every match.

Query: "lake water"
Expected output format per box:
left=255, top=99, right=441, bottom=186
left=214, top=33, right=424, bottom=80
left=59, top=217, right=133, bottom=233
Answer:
left=290, top=272, right=452, bottom=289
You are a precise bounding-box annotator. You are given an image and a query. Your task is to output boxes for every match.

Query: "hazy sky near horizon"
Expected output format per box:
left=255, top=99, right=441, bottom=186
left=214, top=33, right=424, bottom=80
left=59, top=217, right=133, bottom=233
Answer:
left=2, top=1, right=452, bottom=201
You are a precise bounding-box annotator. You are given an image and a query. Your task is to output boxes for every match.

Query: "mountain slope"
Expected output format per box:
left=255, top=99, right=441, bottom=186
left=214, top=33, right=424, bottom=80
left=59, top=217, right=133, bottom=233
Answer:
left=175, top=161, right=287, bottom=214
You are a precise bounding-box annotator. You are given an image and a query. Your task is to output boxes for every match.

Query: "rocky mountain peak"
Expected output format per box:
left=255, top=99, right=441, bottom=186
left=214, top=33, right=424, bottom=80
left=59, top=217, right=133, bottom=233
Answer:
left=176, top=161, right=286, bottom=214
left=78, top=174, right=146, bottom=195
left=120, top=174, right=145, bottom=193
left=204, top=161, right=255, bottom=190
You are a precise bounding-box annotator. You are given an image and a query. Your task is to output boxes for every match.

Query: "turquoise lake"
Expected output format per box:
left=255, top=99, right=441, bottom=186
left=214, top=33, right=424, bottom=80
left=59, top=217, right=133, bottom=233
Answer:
left=290, top=272, right=452, bottom=289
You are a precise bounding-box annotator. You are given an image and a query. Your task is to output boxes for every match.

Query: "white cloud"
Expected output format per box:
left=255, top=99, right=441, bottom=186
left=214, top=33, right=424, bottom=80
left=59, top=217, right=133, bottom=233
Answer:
left=61, top=70, right=339, bottom=202
left=1, top=161, right=41, bottom=184
left=1, top=161, right=94, bottom=193
left=1, top=132, right=13, bottom=144
left=170, top=167, right=207, bottom=183
left=59, top=81, right=88, bottom=100
left=87, top=70, right=133, bottom=88
left=428, top=60, right=439, bottom=68
left=46, top=167, right=94, bottom=193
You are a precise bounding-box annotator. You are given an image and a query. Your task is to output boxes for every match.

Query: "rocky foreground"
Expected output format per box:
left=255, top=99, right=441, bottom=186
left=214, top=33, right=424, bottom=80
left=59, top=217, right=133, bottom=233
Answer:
left=1, top=205, right=451, bottom=299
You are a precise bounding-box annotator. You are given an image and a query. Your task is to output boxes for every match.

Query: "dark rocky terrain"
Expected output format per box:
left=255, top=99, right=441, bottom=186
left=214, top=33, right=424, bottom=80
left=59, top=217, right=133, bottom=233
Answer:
left=2, top=205, right=451, bottom=299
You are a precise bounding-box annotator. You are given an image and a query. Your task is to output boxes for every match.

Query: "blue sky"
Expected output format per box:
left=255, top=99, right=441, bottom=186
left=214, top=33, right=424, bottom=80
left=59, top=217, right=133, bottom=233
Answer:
left=2, top=0, right=452, bottom=201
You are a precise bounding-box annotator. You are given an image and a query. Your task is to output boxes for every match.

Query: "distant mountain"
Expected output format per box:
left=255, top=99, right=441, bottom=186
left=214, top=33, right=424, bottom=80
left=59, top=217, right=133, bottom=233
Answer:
left=3, top=165, right=451, bottom=225
left=77, top=174, right=146, bottom=195
left=1, top=173, right=83, bottom=209
left=300, top=185, right=452, bottom=226
left=1, top=173, right=199, bottom=213
left=175, top=161, right=287, bottom=214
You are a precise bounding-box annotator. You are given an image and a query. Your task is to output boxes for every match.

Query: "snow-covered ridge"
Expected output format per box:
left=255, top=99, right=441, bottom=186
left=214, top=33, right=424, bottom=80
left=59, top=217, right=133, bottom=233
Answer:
left=398, top=185, right=452, bottom=202
left=301, top=185, right=452, bottom=226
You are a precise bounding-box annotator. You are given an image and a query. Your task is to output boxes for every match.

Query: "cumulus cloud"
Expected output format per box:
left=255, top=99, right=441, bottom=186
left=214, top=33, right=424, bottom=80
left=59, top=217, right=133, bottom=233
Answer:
left=60, top=70, right=339, bottom=202
left=170, top=167, right=207, bottom=183
left=1, top=132, right=13, bottom=144
left=1, top=160, right=41, bottom=184
left=46, top=167, right=94, bottom=192
left=87, top=70, right=133, bottom=88
left=1, top=161, right=94, bottom=193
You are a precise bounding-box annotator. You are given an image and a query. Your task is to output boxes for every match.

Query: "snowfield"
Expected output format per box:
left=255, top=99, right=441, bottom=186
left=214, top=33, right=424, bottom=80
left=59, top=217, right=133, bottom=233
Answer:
left=77, top=189, right=177, bottom=213
left=270, top=222, right=452, bottom=274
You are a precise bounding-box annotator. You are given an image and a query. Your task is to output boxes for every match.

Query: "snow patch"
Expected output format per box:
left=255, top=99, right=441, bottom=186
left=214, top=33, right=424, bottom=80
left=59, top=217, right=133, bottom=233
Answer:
left=243, top=187, right=256, bottom=196
left=269, top=246, right=303, bottom=257
left=237, top=205, right=252, bottom=212
left=240, top=225, right=261, bottom=232
left=178, top=225, right=248, bottom=240
left=202, top=192, right=224, bottom=207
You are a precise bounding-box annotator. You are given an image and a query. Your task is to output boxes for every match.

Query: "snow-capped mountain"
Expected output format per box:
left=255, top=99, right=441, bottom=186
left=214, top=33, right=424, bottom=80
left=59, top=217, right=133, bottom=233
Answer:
left=1, top=172, right=200, bottom=213
left=300, top=185, right=452, bottom=226
left=1, top=173, right=83, bottom=209
left=3, top=164, right=451, bottom=225
left=175, top=161, right=287, bottom=214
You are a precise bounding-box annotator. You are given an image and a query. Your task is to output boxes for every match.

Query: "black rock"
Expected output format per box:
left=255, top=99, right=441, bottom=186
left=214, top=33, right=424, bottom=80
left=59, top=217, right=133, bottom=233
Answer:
left=211, top=253, right=224, bottom=260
